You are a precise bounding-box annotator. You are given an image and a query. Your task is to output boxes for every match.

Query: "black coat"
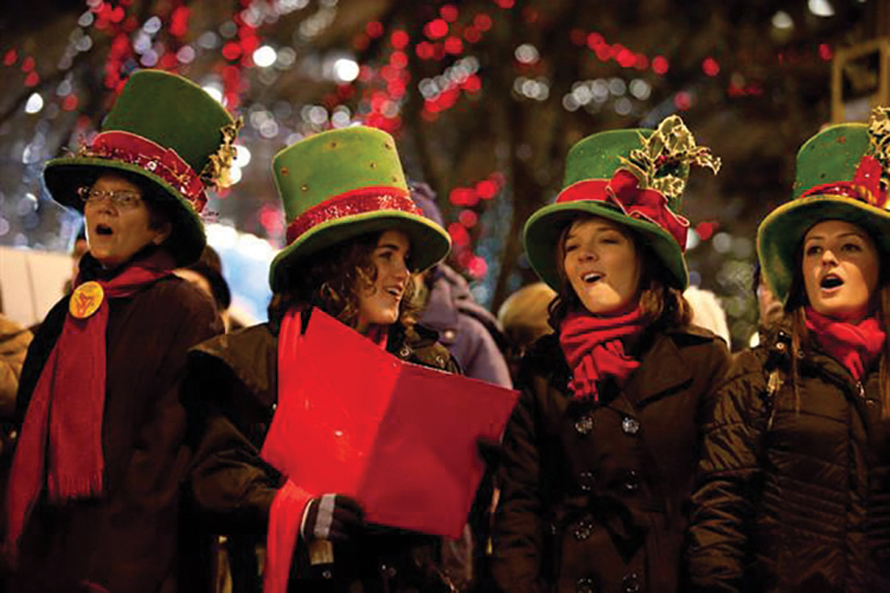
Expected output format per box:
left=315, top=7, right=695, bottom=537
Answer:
left=687, top=322, right=890, bottom=593
left=181, top=314, right=465, bottom=593
left=6, top=256, right=222, bottom=593
left=492, top=325, right=730, bottom=593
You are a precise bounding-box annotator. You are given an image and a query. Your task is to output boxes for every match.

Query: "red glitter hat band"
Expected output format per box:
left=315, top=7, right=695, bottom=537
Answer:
left=285, top=187, right=422, bottom=245
left=557, top=169, right=689, bottom=250
left=77, top=131, right=207, bottom=214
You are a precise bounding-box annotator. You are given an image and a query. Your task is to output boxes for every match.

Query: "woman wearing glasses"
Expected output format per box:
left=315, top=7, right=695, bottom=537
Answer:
left=2, top=70, right=237, bottom=593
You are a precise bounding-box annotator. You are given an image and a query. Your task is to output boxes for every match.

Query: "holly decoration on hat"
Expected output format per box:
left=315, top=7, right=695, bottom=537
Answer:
left=619, top=115, right=721, bottom=212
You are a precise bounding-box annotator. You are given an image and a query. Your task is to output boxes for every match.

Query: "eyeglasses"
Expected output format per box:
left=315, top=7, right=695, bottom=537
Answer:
left=77, top=186, right=143, bottom=209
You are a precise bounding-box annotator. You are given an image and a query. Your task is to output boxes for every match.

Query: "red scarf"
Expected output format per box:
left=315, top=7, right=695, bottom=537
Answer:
left=805, top=307, right=885, bottom=382
left=4, top=251, right=174, bottom=557
left=559, top=307, right=646, bottom=401
left=264, top=307, right=389, bottom=593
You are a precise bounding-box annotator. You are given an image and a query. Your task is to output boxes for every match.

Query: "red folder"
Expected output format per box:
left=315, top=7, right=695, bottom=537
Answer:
left=261, top=309, right=519, bottom=539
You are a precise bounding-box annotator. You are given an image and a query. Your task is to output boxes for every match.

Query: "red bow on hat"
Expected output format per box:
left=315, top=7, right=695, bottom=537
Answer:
left=557, top=168, right=690, bottom=250
left=802, top=155, right=889, bottom=208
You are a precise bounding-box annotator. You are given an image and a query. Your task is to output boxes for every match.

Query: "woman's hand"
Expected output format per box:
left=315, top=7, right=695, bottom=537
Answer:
left=301, top=494, right=365, bottom=543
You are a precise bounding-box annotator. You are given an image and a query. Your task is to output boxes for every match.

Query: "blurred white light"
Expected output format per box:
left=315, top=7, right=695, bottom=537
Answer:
left=202, top=84, right=224, bottom=104
left=562, top=94, right=580, bottom=112
left=229, top=166, right=243, bottom=185
left=76, top=35, right=93, bottom=52
left=25, top=93, right=44, bottom=114
left=686, top=229, right=701, bottom=250
left=712, top=232, right=732, bottom=253
left=206, top=223, right=240, bottom=249
left=141, top=50, right=159, bottom=67
left=629, top=79, right=651, bottom=100
left=276, top=47, right=297, bottom=68
left=253, top=45, right=277, bottom=68
left=331, top=108, right=351, bottom=128
left=234, top=144, right=251, bottom=168
left=177, top=46, right=196, bottom=64
left=514, top=43, right=540, bottom=64
left=608, top=78, right=626, bottom=96
left=808, top=0, right=834, bottom=16
left=332, top=58, right=359, bottom=82
left=143, top=16, right=162, bottom=34
left=198, top=31, right=219, bottom=49
left=614, top=97, right=633, bottom=115
left=772, top=11, right=794, bottom=29
left=308, top=105, right=328, bottom=125
left=78, top=11, right=95, bottom=27
left=591, top=79, right=609, bottom=102
left=571, top=84, right=593, bottom=105
left=57, top=80, right=72, bottom=96
left=521, top=79, right=539, bottom=98
left=259, top=120, right=280, bottom=138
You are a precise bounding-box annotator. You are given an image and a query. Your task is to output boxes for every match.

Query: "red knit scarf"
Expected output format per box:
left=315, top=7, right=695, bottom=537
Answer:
left=264, top=307, right=389, bottom=593
left=4, top=251, right=174, bottom=557
left=559, top=307, right=646, bottom=401
left=805, top=306, right=885, bottom=382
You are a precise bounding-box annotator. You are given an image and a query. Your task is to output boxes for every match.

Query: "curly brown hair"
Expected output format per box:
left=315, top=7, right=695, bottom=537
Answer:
left=547, top=215, right=691, bottom=331
left=268, top=230, right=419, bottom=332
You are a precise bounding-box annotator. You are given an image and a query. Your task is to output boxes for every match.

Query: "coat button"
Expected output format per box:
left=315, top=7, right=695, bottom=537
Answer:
left=622, top=572, right=641, bottom=593
left=573, top=521, right=592, bottom=540
left=399, top=346, right=411, bottom=358
left=379, top=563, right=397, bottom=578
left=623, top=470, right=640, bottom=493
left=270, top=402, right=278, bottom=413
left=443, top=329, right=456, bottom=341
left=436, top=355, right=447, bottom=368
left=621, top=416, right=640, bottom=435
left=322, top=569, right=333, bottom=579
left=574, top=415, right=594, bottom=436
left=578, top=471, right=597, bottom=491
left=576, top=577, right=597, bottom=593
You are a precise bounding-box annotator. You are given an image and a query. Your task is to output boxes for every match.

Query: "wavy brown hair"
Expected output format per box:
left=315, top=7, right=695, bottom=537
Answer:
left=781, top=231, right=890, bottom=417
left=267, top=230, right=419, bottom=332
left=547, top=215, right=692, bottom=332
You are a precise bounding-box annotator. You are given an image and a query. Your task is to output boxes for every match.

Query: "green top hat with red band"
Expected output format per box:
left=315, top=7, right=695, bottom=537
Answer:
left=758, top=107, right=890, bottom=304
left=268, top=126, right=452, bottom=293
left=523, top=115, right=721, bottom=291
left=43, top=69, right=241, bottom=265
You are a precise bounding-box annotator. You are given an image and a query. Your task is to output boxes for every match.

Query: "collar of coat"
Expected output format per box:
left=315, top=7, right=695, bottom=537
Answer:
left=529, top=323, right=718, bottom=406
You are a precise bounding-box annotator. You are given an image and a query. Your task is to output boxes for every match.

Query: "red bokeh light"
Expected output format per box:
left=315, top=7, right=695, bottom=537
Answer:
left=702, top=56, right=720, bottom=77
left=819, top=43, right=833, bottom=61
left=416, top=41, right=435, bottom=60
left=390, top=50, right=408, bottom=69
left=222, top=42, right=242, bottom=61
left=391, top=30, right=410, bottom=49
left=3, top=49, right=17, bottom=67
left=464, top=26, right=481, bottom=43
left=448, top=223, right=470, bottom=247
left=425, top=19, right=449, bottom=40
left=476, top=179, right=498, bottom=199
left=467, top=255, right=488, bottom=279
left=444, top=36, right=464, bottom=55
left=24, top=71, right=40, bottom=87
left=473, top=13, right=492, bottom=31
left=366, top=21, right=384, bottom=38
left=458, top=210, right=479, bottom=228
left=673, top=91, right=692, bottom=110
left=652, top=55, right=669, bottom=75
left=440, top=4, right=459, bottom=22
left=495, top=0, right=515, bottom=8
left=21, top=56, right=35, bottom=73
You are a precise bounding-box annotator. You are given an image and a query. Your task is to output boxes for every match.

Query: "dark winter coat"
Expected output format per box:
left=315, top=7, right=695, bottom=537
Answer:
left=420, top=264, right=512, bottom=388
left=5, top=253, right=222, bottom=593
left=687, top=321, right=890, bottom=593
left=492, top=324, right=730, bottom=593
left=182, top=313, right=466, bottom=593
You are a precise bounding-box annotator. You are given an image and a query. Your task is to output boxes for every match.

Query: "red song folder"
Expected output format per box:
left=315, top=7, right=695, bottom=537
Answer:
left=261, top=309, right=519, bottom=539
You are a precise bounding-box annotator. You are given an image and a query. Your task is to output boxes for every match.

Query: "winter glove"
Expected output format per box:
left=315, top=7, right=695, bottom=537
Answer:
left=300, top=494, right=365, bottom=544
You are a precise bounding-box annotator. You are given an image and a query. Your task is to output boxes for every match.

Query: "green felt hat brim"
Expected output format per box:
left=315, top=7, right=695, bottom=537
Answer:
left=43, top=157, right=206, bottom=266
left=757, top=195, right=890, bottom=305
left=269, top=210, right=451, bottom=293
left=523, top=200, right=688, bottom=292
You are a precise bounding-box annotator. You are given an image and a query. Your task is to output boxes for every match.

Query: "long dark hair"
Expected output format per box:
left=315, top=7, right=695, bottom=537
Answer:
left=547, top=214, right=691, bottom=332
left=267, top=230, right=419, bottom=332
left=781, top=230, right=890, bottom=416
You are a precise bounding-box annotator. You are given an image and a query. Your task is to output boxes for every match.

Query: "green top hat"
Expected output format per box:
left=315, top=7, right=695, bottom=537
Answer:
left=268, top=127, right=451, bottom=293
left=43, top=69, right=241, bottom=266
left=757, top=107, right=890, bottom=304
left=523, top=115, right=720, bottom=291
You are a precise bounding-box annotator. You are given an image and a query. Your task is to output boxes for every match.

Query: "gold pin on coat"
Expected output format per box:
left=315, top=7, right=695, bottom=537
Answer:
left=69, top=281, right=105, bottom=319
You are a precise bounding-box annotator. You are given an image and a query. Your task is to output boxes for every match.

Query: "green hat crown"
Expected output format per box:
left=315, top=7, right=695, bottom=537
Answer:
left=268, top=126, right=451, bottom=292
left=43, top=69, right=241, bottom=265
left=524, top=115, right=720, bottom=291
left=758, top=106, right=890, bottom=303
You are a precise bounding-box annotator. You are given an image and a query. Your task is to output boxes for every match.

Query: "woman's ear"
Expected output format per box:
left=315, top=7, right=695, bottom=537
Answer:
left=153, top=221, right=173, bottom=245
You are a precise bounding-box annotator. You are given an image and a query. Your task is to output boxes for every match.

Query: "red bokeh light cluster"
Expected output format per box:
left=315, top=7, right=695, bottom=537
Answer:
left=444, top=172, right=504, bottom=279
left=580, top=30, right=668, bottom=75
